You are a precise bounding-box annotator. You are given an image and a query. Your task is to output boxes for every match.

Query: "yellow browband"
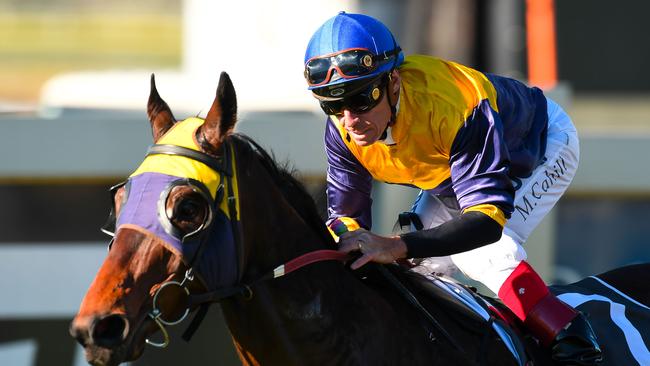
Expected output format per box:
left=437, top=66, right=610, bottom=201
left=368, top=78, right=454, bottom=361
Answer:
left=130, top=117, right=240, bottom=220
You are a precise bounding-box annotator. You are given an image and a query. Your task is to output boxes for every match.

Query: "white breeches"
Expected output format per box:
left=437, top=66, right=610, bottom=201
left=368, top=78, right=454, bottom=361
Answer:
left=411, top=98, right=579, bottom=294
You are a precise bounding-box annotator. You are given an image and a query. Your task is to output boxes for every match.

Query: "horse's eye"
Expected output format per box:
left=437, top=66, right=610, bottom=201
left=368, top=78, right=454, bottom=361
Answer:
left=168, top=190, right=209, bottom=235
left=176, top=199, right=202, bottom=220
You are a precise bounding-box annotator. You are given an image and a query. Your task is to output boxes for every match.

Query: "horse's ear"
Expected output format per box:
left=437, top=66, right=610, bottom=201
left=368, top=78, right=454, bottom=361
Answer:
left=200, top=72, right=237, bottom=152
left=147, top=74, right=176, bottom=142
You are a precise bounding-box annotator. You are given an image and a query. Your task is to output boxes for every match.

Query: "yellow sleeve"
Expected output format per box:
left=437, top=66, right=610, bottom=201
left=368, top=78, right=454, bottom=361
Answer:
left=463, top=204, right=507, bottom=227
left=327, top=217, right=361, bottom=242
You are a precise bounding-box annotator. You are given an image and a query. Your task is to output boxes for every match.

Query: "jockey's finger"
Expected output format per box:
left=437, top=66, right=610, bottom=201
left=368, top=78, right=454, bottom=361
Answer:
left=351, top=253, right=373, bottom=270
left=338, top=231, right=364, bottom=248
left=338, top=238, right=361, bottom=254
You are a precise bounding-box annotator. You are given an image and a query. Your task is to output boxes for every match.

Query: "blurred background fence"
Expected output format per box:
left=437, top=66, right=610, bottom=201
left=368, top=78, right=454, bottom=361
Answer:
left=1, top=0, right=649, bottom=365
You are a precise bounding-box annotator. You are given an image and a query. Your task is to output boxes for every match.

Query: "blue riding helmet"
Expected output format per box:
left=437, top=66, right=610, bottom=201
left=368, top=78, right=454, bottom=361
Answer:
left=304, top=12, right=404, bottom=97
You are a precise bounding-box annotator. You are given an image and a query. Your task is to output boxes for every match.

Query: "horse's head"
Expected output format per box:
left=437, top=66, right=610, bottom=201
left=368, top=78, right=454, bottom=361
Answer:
left=70, top=73, right=246, bottom=366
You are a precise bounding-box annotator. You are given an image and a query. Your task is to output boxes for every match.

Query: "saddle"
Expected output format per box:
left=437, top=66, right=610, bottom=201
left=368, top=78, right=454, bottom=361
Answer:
left=383, top=212, right=531, bottom=365
left=375, top=263, right=531, bottom=366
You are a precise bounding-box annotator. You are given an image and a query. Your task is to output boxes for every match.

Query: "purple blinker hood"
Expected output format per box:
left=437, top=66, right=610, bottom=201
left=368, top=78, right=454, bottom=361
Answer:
left=116, top=172, right=239, bottom=290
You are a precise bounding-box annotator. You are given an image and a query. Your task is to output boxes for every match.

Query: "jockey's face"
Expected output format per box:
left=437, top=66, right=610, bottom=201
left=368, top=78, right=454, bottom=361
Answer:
left=340, top=71, right=400, bottom=147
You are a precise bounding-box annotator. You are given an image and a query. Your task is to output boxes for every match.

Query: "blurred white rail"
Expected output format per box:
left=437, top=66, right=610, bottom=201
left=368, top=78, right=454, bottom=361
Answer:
left=0, top=243, right=106, bottom=318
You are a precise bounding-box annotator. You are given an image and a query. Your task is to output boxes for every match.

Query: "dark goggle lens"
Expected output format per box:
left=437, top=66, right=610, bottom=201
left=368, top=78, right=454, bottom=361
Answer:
left=319, top=82, right=384, bottom=116
left=347, top=87, right=383, bottom=113
left=305, top=58, right=331, bottom=84
left=319, top=99, right=345, bottom=115
left=336, top=50, right=374, bottom=75
left=305, top=49, right=375, bottom=85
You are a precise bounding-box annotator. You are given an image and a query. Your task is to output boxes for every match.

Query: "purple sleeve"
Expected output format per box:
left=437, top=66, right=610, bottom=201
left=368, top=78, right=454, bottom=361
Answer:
left=485, top=73, right=548, bottom=177
left=450, top=100, right=515, bottom=217
left=324, top=118, right=373, bottom=229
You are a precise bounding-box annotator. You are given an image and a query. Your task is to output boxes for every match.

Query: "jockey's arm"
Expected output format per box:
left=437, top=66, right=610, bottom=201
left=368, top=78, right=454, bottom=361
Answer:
left=400, top=206, right=504, bottom=258
left=336, top=205, right=505, bottom=270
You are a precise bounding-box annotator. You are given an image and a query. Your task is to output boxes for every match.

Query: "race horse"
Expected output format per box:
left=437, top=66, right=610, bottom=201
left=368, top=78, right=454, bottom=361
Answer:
left=70, top=72, right=650, bottom=366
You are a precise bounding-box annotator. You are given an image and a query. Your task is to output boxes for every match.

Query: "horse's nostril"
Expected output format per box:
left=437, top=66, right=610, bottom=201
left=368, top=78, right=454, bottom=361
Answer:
left=91, top=314, right=129, bottom=348
left=70, top=321, right=89, bottom=348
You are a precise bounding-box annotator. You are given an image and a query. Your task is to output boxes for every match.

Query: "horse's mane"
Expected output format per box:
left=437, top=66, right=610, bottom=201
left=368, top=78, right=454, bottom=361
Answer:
left=226, top=135, right=504, bottom=362
left=229, top=133, right=335, bottom=247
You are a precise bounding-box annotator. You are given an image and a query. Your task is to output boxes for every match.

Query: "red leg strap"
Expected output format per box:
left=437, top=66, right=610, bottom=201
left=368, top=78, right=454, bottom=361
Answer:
left=497, top=261, right=578, bottom=346
left=498, top=261, right=551, bottom=321
left=524, top=293, right=578, bottom=346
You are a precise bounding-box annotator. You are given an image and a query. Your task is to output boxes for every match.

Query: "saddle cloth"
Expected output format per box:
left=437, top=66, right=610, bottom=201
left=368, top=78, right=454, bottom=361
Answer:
left=406, top=271, right=650, bottom=366
left=551, top=276, right=650, bottom=366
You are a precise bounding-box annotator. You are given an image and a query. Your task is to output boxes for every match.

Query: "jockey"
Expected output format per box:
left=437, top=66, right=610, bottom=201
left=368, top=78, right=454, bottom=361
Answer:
left=304, top=11, right=602, bottom=365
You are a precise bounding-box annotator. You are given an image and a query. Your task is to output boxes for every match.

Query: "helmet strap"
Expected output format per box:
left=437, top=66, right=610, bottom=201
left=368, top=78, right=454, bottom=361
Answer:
left=386, top=72, right=399, bottom=126
left=386, top=32, right=400, bottom=126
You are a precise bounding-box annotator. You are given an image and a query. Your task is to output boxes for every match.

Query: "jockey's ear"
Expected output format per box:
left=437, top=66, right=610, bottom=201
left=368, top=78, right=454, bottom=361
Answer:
left=200, top=72, right=237, bottom=153
left=389, top=69, right=401, bottom=95
left=147, top=74, right=176, bottom=142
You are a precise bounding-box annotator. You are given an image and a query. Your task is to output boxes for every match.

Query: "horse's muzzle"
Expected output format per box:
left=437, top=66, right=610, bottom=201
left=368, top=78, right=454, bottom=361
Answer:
left=70, top=313, right=134, bottom=366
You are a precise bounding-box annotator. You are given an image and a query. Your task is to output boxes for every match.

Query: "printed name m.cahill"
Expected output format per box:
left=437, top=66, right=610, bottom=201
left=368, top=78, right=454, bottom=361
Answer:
left=514, top=156, right=569, bottom=221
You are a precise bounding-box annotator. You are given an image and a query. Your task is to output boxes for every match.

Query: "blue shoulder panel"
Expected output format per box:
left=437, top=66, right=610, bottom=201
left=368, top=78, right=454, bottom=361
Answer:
left=450, top=100, right=515, bottom=216
left=485, top=73, right=548, bottom=178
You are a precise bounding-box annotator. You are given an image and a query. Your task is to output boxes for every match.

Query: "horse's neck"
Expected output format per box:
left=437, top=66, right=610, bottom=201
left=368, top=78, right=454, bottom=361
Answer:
left=224, top=165, right=439, bottom=364
left=223, top=188, right=522, bottom=364
left=223, top=261, right=424, bottom=365
left=239, top=191, right=330, bottom=281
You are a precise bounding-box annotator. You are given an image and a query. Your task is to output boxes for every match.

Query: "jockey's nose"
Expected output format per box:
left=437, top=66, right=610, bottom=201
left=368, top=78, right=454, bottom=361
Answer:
left=342, top=110, right=361, bottom=129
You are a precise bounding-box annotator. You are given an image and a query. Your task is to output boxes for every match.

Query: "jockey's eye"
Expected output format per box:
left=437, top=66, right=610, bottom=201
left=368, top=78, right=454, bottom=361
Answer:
left=166, top=187, right=210, bottom=236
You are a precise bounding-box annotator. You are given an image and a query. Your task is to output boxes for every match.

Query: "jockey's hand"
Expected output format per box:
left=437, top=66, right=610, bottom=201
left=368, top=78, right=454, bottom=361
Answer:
left=338, top=229, right=408, bottom=270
